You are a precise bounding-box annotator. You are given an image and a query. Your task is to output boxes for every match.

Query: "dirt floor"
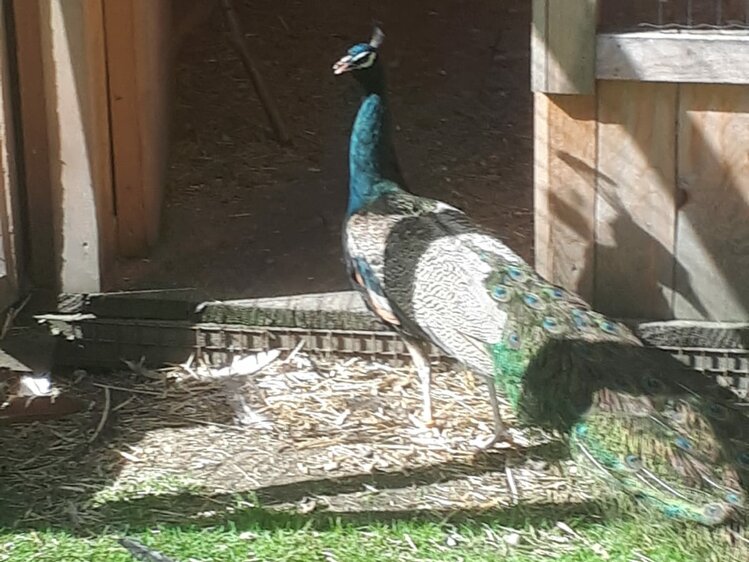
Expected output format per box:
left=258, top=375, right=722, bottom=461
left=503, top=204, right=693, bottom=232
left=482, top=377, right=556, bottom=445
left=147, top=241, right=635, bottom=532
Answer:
left=114, top=0, right=533, bottom=299
left=0, top=350, right=601, bottom=534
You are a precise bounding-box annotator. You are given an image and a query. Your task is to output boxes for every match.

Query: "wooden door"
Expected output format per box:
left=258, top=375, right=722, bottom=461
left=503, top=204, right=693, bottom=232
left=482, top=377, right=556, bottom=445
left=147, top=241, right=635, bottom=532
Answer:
left=0, top=4, right=22, bottom=312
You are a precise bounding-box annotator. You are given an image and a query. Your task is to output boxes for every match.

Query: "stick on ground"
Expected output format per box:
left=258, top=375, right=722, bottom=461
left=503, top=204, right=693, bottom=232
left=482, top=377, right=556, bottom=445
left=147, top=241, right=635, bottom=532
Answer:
left=220, top=0, right=291, bottom=145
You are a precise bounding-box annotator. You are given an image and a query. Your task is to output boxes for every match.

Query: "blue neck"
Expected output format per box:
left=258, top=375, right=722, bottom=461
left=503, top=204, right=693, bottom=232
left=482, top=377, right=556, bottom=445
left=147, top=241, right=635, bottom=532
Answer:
left=347, top=93, right=401, bottom=214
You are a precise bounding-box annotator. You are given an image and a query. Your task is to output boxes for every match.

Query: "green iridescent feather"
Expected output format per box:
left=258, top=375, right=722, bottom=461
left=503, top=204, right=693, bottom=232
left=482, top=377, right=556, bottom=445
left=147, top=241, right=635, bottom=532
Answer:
left=482, top=258, right=749, bottom=526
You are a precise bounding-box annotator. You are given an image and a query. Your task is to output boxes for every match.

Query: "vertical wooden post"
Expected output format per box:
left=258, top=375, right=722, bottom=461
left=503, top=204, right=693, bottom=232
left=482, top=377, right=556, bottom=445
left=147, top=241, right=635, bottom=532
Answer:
left=532, top=0, right=599, bottom=299
left=0, top=4, right=21, bottom=308
left=11, top=0, right=55, bottom=290
left=35, top=0, right=115, bottom=293
left=533, top=93, right=597, bottom=301
left=531, top=0, right=598, bottom=95
left=103, top=0, right=172, bottom=258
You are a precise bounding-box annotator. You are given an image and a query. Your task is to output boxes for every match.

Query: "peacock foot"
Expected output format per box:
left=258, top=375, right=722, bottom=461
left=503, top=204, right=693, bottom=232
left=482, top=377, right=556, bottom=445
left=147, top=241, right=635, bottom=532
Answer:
left=473, top=427, right=516, bottom=450
left=409, top=412, right=439, bottom=430
left=422, top=415, right=437, bottom=428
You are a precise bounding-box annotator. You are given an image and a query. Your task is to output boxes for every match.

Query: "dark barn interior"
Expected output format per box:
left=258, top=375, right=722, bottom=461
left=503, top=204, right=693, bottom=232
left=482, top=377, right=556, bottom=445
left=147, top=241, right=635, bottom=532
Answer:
left=113, top=0, right=534, bottom=300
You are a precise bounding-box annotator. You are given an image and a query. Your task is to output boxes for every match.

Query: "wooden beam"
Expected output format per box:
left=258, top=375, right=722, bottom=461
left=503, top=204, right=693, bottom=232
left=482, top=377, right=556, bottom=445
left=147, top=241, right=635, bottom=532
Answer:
left=11, top=0, right=56, bottom=290
left=0, top=4, right=21, bottom=308
left=531, top=0, right=598, bottom=94
left=103, top=0, right=172, bottom=258
left=597, top=31, right=749, bottom=85
left=37, top=0, right=114, bottom=293
left=533, top=93, right=597, bottom=301
left=595, top=81, right=678, bottom=319
left=674, top=84, right=749, bottom=321
left=84, top=0, right=117, bottom=291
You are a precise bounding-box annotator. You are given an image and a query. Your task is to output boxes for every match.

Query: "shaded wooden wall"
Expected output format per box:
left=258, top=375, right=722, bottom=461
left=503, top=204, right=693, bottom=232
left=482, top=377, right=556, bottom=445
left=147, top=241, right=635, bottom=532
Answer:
left=533, top=0, right=749, bottom=322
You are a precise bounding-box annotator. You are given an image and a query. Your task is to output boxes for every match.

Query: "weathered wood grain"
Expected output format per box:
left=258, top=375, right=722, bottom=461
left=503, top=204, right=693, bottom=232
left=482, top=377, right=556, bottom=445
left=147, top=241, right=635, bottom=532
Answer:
left=595, top=81, right=678, bottom=319
left=674, top=84, right=749, bottom=321
left=534, top=93, right=597, bottom=301
left=104, top=0, right=172, bottom=257
left=598, top=32, right=749, bottom=85
left=531, top=0, right=597, bottom=94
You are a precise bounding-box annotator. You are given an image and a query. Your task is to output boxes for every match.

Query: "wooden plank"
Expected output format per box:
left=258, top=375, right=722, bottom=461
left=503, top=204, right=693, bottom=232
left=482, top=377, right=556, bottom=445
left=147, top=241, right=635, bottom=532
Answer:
left=674, top=84, right=749, bottom=322
left=0, top=4, right=21, bottom=308
left=531, top=0, right=597, bottom=94
left=83, top=0, right=117, bottom=290
left=37, top=0, right=111, bottom=292
left=595, top=81, right=678, bottom=319
left=11, top=0, right=56, bottom=290
left=534, top=93, right=597, bottom=301
left=597, top=32, right=749, bottom=85
left=57, top=288, right=208, bottom=320
left=104, top=0, right=172, bottom=257
left=533, top=92, right=551, bottom=277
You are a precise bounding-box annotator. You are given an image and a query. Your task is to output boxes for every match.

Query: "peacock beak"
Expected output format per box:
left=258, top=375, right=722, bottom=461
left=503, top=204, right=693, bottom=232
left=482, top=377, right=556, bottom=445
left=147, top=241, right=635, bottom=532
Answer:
left=333, top=55, right=354, bottom=75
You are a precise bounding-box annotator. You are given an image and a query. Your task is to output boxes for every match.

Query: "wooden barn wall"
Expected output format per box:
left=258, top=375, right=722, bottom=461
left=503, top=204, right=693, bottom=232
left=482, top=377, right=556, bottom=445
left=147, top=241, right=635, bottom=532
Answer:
left=535, top=81, right=749, bottom=322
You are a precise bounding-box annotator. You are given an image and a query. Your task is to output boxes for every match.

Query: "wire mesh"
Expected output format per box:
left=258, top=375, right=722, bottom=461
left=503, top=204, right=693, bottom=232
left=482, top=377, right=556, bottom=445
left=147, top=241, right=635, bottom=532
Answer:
left=599, top=0, right=749, bottom=32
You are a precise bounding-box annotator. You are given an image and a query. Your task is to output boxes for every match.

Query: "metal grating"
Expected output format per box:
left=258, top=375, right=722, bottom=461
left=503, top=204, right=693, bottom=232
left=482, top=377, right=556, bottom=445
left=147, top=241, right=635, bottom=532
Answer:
left=49, top=317, right=749, bottom=399
left=660, top=345, right=749, bottom=397
left=599, top=0, right=749, bottom=32
left=50, top=319, right=444, bottom=369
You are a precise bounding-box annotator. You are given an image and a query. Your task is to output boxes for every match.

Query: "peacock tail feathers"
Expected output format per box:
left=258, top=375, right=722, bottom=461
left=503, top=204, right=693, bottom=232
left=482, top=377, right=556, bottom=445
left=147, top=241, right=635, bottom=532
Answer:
left=482, top=258, right=636, bottom=405
left=482, top=257, right=749, bottom=524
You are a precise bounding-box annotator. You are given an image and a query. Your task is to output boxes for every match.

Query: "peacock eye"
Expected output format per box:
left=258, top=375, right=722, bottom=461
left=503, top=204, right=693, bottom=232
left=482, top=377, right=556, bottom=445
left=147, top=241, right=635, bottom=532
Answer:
left=598, top=320, right=618, bottom=335
left=570, top=309, right=591, bottom=329
left=725, top=492, right=742, bottom=506
left=542, top=317, right=563, bottom=334
left=506, top=266, right=525, bottom=281
left=703, top=503, right=726, bottom=520
left=491, top=285, right=511, bottom=303
left=507, top=333, right=521, bottom=349
left=624, top=454, right=643, bottom=470
left=574, top=423, right=588, bottom=437
left=522, top=292, right=545, bottom=310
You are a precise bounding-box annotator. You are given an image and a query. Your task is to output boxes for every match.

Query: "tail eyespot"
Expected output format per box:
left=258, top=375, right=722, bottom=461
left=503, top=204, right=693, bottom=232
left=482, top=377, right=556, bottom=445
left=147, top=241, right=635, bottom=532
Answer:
left=625, top=454, right=643, bottom=470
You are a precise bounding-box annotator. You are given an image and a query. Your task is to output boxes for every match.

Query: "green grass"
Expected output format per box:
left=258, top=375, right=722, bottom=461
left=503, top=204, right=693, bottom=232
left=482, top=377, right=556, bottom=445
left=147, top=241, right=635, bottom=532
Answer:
left=1, top=500, right=745, bottom=562
left=1, top=467, right=745, bottom=561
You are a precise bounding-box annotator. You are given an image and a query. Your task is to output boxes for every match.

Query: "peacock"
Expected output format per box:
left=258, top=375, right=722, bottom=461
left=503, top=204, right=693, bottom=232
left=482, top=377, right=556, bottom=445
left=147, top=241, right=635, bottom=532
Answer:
left=334, top=28, right=749, bottom=525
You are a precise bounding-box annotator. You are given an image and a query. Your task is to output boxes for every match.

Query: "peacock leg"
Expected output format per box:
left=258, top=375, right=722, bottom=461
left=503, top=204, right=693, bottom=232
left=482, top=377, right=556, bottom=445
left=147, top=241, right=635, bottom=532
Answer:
left=402, top=336, right=434, bottom=426
left=478, top=375, right=513, bottom=449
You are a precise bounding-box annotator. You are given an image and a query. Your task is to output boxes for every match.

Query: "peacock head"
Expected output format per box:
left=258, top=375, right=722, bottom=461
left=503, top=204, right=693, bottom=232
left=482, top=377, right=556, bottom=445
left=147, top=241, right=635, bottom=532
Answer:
left=332, top=27, right=385, bottom=79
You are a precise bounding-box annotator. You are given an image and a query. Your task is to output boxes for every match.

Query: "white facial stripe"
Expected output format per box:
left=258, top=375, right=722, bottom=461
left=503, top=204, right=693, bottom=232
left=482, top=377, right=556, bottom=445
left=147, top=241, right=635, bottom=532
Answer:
left=356, top=52, right=376, bottom=68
